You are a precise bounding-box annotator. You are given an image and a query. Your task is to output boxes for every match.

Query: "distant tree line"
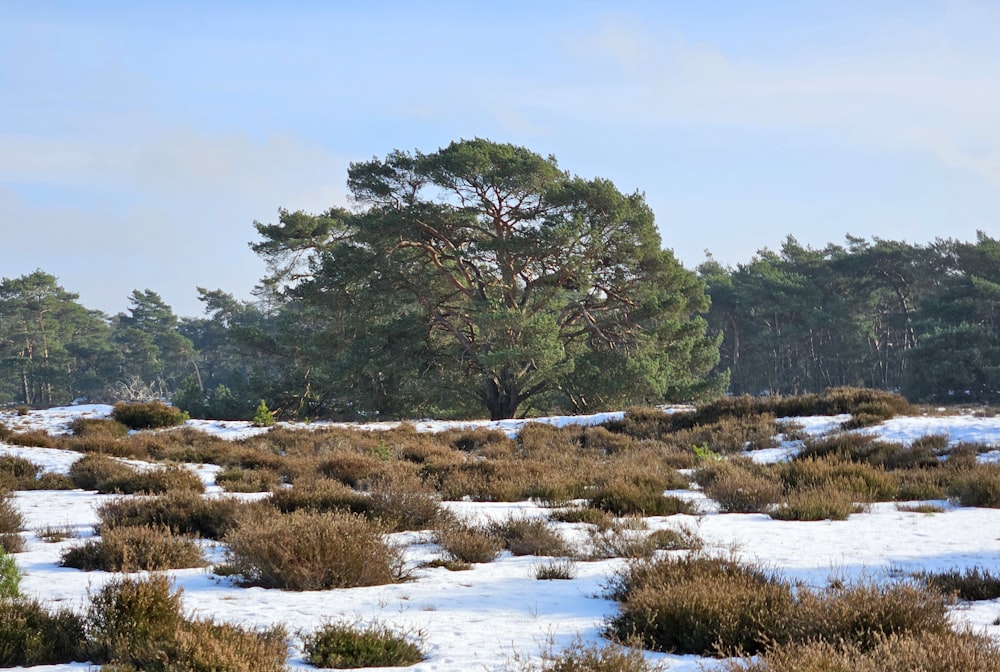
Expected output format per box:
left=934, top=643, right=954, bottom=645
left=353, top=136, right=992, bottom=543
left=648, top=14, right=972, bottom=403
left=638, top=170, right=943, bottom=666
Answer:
left=699, top=232, right=1000, bottom=403
left=4, top=141, right=998, bottom=417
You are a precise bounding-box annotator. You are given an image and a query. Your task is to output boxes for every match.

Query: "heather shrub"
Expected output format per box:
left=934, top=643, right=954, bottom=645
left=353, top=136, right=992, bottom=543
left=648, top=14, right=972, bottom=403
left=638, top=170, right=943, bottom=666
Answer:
left=0, top=455, right=40, bottom=489
left=584, top=523, right=662, bottom=560
left=68, top=454, right=138, bottom=490
left=947, top=463, right=1000, bottom=507
left=588, top=479, right=696, bottom=516
left=95, top=464, right=205, bottom=495
left=505, top=637, right=664, bottom=672
left=0, top=597, right=85, bottom=666
left=490, top=516, right=570, bottom=557
left=433, top=518, right=503, bottom=564
left=365, top=474, right=443, bottom=531
left=60, top=525, right=205, bottom=571
left=215, top=466, right=282, bottom=492
left=268, top=477, right=370, bottom=515
left=1, top=429, right=58, bottom=448
left=0, top=489, right=24, bottom=553
left=647, top=524, right=704, bottom=551
left=84, top=574, right=287, bottom=671
left=222, top=508, right=407, bottom=590
left=719, top=631, right=1000, bottom=672
left=301, top=620, right=425, bottom=668
left=916, top=566, right=1000, bottom=601
left=605, top=554, right=795, bottom=655
left=767, top=484, right=864, bottom=521
left=776, top=455, right=897, bottom=501
left=701, top=465, right=783, bottom=513
left=97, top=492, right=246, bottom=540
left=111, top=401, right=188, bottom=430
left=606, top=554, right=953, bottom=658
left=446, top=427, right=513, bottom=452
left=68, top=417, right=130, bottom=438
left=550, top=505, right=616, bottom=529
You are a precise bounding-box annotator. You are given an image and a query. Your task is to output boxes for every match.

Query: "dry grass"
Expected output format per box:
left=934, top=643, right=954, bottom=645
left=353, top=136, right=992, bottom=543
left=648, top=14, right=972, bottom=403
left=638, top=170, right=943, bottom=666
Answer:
left=97, top=492, right=248, bottom=540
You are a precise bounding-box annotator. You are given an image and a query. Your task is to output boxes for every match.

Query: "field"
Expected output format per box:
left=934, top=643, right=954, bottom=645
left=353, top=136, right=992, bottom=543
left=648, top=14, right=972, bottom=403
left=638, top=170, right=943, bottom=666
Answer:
left=1, top=392, right=999, bottom=671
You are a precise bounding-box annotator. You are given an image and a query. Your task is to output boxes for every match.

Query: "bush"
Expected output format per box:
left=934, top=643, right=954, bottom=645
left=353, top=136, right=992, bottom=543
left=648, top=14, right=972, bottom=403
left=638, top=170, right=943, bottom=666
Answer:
left=490, top=516, right=570, bottom=557
left=60, top=525, right=206, bottom=571
left=606, top=554, right=952, bottom=658
left=534, top=558, right=578, bottom=580
left=111, top=401, right=188, bottom=430
left=0, top=547, right=19, bottom=598
left=0, top=597, right=85, bottom=666
left=606, top=554, right=795, bottom=655
left=0, top=455, right=40, bottom=489
left=68, top=417, right=130, bottom=438
left=0, top=490, right=24, bottom=553
left=916, top=566, right=1000, bottom=601
left=719, top=631, right=1000, bottom=672
left=701, top=465, right=783, bottom=513
left=97, top=492, right=247, bottom=540
left=87, top=462, right=205, bottom=496
left=767, top=484, right=865, bottom=521
left=222, top=508, right=407, bottom=590
left=433, top=518, right=503, bottom=564
left=68, top=454, right=138, bottom=490
left=947, top=464, right=1000, bottom=507
left=588, top=479, right=696, bottom=517
left=84, top=574, right=287, bottom=671
left=506, top=637, right=663, bottom=672
left=301, top=620, right=425, bottom=668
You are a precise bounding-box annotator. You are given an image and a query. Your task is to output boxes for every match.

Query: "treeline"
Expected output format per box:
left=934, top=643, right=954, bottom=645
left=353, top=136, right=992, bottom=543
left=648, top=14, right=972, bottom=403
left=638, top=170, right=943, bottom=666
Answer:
left=699, top=232, right=1000, bottom=403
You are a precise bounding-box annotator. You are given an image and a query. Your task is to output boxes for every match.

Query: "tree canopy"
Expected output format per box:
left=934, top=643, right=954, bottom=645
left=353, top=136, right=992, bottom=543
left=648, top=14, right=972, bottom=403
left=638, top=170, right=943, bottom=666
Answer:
left=252, top=138, right=723, bottom=419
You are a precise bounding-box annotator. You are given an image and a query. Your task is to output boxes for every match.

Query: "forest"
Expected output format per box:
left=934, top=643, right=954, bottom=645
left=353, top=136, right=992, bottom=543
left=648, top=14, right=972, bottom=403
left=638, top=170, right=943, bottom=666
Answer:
left=3, top=140, right=999, bottom=420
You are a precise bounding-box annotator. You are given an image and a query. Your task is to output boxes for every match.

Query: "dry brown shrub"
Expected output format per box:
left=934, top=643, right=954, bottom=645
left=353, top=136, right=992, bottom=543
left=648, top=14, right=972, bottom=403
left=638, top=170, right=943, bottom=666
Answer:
left=215, top=466, right=282, bottom=492
left=68, top=454, right=136, bottom=490
left=947, top=463, right=1000, bottom=507
left=775, top=455, right=898, bottom=501
left=222, top=508, right=407, bottom=590
left=97, top=492, right=248, bottom=540
left=268, top=477, right=369, bottom=515
left=433, top=518, right=503, bottom=564
left=2, top=430, right=59, bottom=449
left=60, top=525, right=205, bottom=571
left=490, top=516, right=570, bottom=557
left=768, top=484, right=864, bottom=521
left=702, top=466, right=783, bottom=513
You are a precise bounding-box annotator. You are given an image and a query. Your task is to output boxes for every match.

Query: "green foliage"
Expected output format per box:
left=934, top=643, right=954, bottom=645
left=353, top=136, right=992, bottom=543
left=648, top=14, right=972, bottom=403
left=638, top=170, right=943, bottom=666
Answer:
left=252, top=399, right=275, bottom=426
left=301, top=620, right=425, bottom=668
left=0, top=548, right=20, bottom=598
left=112, top=401, right=188, bottom=429
left=252, top=138, right=722, bottom=419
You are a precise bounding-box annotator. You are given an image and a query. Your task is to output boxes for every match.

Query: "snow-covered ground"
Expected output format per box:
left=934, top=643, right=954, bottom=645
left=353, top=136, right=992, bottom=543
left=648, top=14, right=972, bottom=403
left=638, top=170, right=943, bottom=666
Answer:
left=2, top=404, right=999, bottom=671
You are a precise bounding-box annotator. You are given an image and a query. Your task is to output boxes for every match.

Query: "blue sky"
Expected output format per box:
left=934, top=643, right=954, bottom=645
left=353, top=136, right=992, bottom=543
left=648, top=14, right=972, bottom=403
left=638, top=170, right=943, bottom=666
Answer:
left=3, top=1, right=999, bottom=317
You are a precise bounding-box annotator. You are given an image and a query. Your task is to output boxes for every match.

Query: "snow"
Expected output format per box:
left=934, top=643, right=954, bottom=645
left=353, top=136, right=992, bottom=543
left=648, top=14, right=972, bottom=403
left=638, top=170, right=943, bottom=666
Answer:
left=1, top=404, right=999, bottom=671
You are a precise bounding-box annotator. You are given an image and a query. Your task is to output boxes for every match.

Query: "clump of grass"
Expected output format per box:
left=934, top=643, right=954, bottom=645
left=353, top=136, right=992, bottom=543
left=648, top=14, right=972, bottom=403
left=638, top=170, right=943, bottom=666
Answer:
left=534, top=558, right=578, bottom=580
left=584, top=522, right=665, bottom=561
left=84, top=574, right=287, bottom=671
left=60, top=525, right=206, bottom=571
left=505, top=636, right=664, bottom=672
left=221, top=508, right=407, bottom=590
left=895, top=502, right=945, bottom=514
left=68, top=417, right=130, bottom=438
left=433, top=518, right=503, bottom=564
left=111, top=401, right=188, bottom=430
left=647, top=524, right=704, bottom=551
left=215, top=466, right=282, bottom=492
left=36, top=525, right=80, bottom=542
left=0, top=597, right=85, bottom=666
left=550, top=505, right=616, bottom=529
left=915, top=566, right=1000, bottom=601
left=93, top=464, right=206, bottom=495
left=301, top=620, right=425, bottom=668
left=268, top=477, right=369, bottom=514
left=1, top=430, right=59, bottom=448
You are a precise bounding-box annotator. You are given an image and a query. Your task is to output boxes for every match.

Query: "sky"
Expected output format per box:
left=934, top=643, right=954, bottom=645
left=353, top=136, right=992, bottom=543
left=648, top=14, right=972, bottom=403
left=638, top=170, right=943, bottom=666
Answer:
left=3, top=1, right=1000, bottom=318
